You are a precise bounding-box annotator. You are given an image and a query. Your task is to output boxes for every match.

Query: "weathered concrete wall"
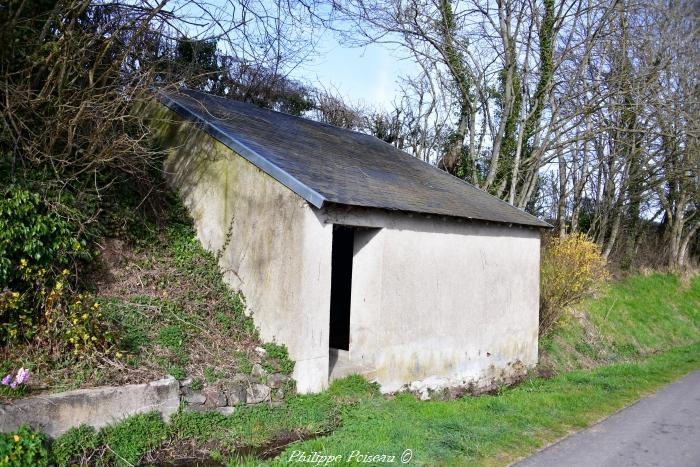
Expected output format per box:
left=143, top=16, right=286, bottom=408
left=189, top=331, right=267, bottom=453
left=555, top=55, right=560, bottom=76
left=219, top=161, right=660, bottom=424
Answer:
left=149, top=102, right=540, bottom=395
left=323, top=207, right=541, bottom=394
left=0, top=378, right=179, bottom=438
left=151, top=108, right=333, bottom=393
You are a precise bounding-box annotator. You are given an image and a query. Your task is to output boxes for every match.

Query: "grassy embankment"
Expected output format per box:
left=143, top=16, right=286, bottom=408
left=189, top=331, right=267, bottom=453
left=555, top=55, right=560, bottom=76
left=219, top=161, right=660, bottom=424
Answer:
left=1, top=203, right=294, bottom=395
left=31, top=272, right=700, bottom=466
left=541, top=273, right=700, bottom=370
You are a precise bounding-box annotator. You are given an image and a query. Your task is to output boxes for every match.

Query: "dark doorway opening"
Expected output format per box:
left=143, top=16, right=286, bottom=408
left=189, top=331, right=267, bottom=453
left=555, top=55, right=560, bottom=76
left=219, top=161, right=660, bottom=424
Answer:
left=329, top=225, right=354, bottom=350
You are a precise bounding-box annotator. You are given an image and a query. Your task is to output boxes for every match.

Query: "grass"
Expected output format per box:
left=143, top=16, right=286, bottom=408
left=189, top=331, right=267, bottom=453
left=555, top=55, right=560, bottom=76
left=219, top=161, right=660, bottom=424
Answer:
left=272, top=344, right=700, bottom=466
left=34, top=341, right=700, bottom=466
left=540, top=273, right=700, bottom=372
left=17, top=273, right=696, bottom=465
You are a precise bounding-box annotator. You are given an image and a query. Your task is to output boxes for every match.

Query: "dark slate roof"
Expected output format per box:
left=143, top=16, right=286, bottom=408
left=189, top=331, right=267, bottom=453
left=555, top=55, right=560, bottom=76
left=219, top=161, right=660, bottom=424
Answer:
left=159, top=89, right=550, bottom=228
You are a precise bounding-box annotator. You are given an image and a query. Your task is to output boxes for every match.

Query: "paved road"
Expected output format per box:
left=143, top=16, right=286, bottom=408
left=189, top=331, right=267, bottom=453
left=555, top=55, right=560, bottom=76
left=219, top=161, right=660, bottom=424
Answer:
left=516, top=369, right=700, bottom=467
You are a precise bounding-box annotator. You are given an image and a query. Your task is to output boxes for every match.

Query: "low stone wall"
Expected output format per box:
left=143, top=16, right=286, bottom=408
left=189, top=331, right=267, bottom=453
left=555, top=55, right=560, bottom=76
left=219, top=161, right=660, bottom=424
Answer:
left=0, top=377, right=179, bottom=438
left=0, top=367, right=293, bottom=438
left=180, top=364, right=292, bottom=413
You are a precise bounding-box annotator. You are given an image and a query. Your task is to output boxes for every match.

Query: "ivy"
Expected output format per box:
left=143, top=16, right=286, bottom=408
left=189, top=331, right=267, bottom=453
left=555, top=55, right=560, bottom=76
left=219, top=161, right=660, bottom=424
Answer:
left=523, top=0, right=556, bottom=153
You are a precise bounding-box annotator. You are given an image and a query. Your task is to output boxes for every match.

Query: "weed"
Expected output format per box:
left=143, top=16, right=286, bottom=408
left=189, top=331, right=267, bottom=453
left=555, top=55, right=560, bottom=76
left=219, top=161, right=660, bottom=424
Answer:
left=613, top=342, right=640, bottom=357
left=98, top=412, right=169, bottom=465
left=191, top=378, right=204, bottom=390
left=101, top=298, right=152, bottom=353
left=51, top=425, right=98, bottom=466
left=158, top=325, right=186, bottom=351
left=261, top=343, right=294, bottom=375
left=328, top=375, right=378, bottom=399
left=235, top=352, right=253, bottom=374
left=0, top=425, right=49, bottom=467
left=574, top=342, right=598, bottom=359
left=282, top=379, right=297, bottom=398
left=168, top=366, right=187, bottom=380
left=204, top=367, right=225, bottom=384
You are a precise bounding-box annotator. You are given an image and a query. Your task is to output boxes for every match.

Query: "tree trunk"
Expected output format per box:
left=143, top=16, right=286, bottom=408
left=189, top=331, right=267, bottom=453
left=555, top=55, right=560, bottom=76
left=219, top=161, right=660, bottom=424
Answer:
left=557, top=139, right=567, bottom=237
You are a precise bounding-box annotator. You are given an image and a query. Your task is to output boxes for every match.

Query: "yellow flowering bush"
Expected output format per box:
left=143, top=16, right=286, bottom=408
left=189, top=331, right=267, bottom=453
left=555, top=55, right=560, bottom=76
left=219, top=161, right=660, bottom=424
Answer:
left=540, top=233, right=609, bottom=335
left=1, top=261, right=119, bottom=360
left=49, top=296, right=117, bottom=358
left=0, top=291, right=23, bottom=343
left=0, top=259, right=47, bottom=343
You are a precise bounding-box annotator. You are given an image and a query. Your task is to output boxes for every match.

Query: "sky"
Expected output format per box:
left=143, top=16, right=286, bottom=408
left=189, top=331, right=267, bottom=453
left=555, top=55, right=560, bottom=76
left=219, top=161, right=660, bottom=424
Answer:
left=288, top=32, right=416, bottom=111
left=176, top=0, right=415, bottom=110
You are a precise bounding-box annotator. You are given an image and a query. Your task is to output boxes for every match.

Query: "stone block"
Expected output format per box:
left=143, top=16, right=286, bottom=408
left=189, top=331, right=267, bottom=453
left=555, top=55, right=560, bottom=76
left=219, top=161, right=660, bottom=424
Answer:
left=182, top=387, right=206, bottom=405
left=267, top=373, right=286, bottom=389
left=203, top=386, right=227, bottom=407
left=246, top=383, right=271, bottom=404
left=223, top=380, right=248, bottom=405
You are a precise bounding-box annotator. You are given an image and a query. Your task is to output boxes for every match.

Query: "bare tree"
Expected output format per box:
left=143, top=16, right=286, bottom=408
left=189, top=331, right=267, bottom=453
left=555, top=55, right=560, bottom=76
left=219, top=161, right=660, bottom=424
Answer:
left=552, top=0, right=699, bottom=268
left=332, top=0, right=618, bottom=209
left=0, top=0, right=328, bottom=220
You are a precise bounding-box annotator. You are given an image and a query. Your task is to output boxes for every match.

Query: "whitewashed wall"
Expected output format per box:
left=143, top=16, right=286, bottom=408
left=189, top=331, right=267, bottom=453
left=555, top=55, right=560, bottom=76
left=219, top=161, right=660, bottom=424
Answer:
left=153, top=108, right=333, bottom=393
left=323, top=207, right=541, bottom=393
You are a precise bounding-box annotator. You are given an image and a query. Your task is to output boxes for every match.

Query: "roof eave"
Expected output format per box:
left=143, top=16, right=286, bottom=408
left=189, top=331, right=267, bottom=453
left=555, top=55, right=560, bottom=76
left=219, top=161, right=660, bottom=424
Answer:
left=322, top=201, right=552, bottom=229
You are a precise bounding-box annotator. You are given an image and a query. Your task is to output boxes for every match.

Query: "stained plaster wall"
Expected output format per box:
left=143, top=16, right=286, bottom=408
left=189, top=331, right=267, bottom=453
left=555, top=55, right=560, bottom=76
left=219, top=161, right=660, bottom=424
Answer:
left=323, top=206, right=541, bottom=393
left=151, top=107, right=332, bottom=393
left=150, top=102, right=541, bottom=395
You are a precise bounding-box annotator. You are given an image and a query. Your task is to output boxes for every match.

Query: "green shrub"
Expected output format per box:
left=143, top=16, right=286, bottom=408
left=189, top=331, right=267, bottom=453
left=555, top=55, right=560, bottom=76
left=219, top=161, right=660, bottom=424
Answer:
left=540, top=233, right=609, bottom=335
left=0, top=186, right=86, bottom=343
left=0, top=186, right=119, bottom=355
left=98, top=412, right=169, bottom=465
left=51, top=425, right=98, bottom=466
left=0, top=186, right=81, bottom=287
left=0, top=425, right=49, bottom=466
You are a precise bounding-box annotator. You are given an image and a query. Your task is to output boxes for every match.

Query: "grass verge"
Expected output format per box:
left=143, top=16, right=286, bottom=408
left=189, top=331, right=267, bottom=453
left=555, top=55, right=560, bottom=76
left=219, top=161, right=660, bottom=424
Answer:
left=541, top=273, right=700, bottom=372
left=8, top=341, right=698, bottom=466
left=271, top=343, right=700, bottom=466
